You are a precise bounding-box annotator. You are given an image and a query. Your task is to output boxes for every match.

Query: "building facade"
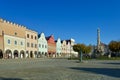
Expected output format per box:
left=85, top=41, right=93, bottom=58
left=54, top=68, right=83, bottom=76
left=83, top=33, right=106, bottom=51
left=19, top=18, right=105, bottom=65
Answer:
left=38, top=33, right=48, bottom=57
left=61, top=39, right=78, bottom=58
left=66, top=41, right=71, bottom=57
left=0, top=18, right=77, bottom=59
left=0, top=18, right=26, bottom=59
left=56, top=38, right=62, bottom=57
left=0, top=28, right=4, bottom=58
left=69, top=39, right=78, bottom=57
left=61, top=40, right=67, bottom=57
left=25, top=29, right=38, bottom=58
left=46, top=35, right=56, bottom=57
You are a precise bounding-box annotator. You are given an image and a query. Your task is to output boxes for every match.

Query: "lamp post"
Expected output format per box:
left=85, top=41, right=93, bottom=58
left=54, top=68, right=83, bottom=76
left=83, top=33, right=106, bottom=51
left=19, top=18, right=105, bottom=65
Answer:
left=80, top=49, right=83, bottom=62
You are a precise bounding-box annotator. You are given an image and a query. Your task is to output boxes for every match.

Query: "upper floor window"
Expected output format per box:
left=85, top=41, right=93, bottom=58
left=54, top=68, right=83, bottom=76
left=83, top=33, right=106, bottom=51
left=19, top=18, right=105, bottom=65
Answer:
left=31, top=43, right=33, bottom=48
left=31, top=35, right=33, bottom=39
left=39, top=44, right=41, bottom=48
left=8, top=39, right=10, bottom=44
left=45, top=45, right=47, bottom=48
left=21, top=42, right=23, bottom=45
left=42, top=45, right=44, bottom=48
left=35, top=36, right=37, bottom=40
left=35, top=44, right=37, bottom=48
left=27, top=42, right=29, bottom=47
left=15, top=41, right=17, bottom=45
left=27, top=34, right=29, bottom=38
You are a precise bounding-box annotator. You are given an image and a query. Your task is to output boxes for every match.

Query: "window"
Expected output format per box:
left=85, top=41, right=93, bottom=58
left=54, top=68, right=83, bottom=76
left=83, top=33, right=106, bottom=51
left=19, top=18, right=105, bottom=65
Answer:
left=39, top=44, right=41, bottom=48
left=35, top=44, right=37, bottom=48
left=31, top=43, right=33, bottom=48
left=35, top=36, right=37, bottom=40
left=27, top=42, right=29, bottom=47
left=15, top=32, right=17, bottom=35
left=8, top=39, right=10, bottom=44
left=27, top=34, right=29, bottom=38
left=15, top=41, right=17, bottom=45
left=31, top=35, right=33, bottom=39
left=21, top=42, right=23, bottom=45
left=45, top=45, right=47, bottom=48
left=42, top=44, right=44, bottom=48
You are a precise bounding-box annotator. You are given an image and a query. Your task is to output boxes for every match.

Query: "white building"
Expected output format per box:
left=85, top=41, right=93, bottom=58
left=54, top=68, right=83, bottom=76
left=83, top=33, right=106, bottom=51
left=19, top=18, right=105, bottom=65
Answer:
left=38, top=33, right=48, bottom=57
left=56, top=38, right=62, bottom=57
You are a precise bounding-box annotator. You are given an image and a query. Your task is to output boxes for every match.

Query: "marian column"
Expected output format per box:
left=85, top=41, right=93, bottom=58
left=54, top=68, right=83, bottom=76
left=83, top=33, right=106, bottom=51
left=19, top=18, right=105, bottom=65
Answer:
left=97, top=28, right=102, bottom=53
left=97, top=28, right=100, bottom=47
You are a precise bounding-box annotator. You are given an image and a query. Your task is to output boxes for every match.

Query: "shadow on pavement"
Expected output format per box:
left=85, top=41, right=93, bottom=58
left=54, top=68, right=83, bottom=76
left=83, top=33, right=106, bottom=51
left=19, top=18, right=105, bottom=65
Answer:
left=70, top=67, right=120, bottom=78
left=104, top=62, right=120, bottom=65
left=0, top=77, right=23, bottom=80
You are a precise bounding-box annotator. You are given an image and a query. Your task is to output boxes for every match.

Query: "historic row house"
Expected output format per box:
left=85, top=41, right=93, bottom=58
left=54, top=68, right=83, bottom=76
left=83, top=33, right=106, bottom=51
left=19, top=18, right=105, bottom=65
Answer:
left=0, top=18, right=78, bottom=59
left=0, top=18, right=26, bottom=59
left=46, top=35, right=56, bottom=57
left=38, top=33, right=48, bottom=58
left=26, top=29, right=38, bottom=58
left=55, top=38, right=62, bottom=57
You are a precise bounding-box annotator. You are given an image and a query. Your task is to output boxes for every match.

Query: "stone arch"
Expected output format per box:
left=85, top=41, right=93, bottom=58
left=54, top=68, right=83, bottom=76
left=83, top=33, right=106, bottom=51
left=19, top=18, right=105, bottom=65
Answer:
left=14, top=50, right=19, bottom=59
left=48, top=52, right=53, bottom=57
left=20, top=50, right=25, bottom=58
left=26, top=51, right=29, bottom=58
left=5, top=49, right=12, bottom=59
left=34, top=51, right=38, bottom=58
left=45, top=52, right=47, bottom=57
left=42, top=52, right=44, bottom=55
left=37, top=52, right=41, bottom=58
left=0, top=49, right=3, bottom=59
left=30, top=51, right=33, bottom=58
left=41, top=52, right=45, bottom=58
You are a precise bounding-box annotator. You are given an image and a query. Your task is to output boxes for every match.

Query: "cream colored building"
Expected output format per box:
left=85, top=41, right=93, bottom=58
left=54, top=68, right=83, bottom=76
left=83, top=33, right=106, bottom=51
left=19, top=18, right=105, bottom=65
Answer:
left=61, top=39, right=78, bottom=58
left=61, top=40, right=67, bottom=57
left=4, top=35, right=25, bottom=58
left=26, top=29, right=38, bottom=58
left=69, top=38, right=78, bottom=57
left=0, top=18, right=26, bottom=59
left=66, top=41, right=71, bottom=57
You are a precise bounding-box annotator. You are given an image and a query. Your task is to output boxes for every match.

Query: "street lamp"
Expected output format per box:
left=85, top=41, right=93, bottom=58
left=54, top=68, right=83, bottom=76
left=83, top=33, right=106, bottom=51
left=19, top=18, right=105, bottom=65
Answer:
left=80, top=49, right=83, bottom=62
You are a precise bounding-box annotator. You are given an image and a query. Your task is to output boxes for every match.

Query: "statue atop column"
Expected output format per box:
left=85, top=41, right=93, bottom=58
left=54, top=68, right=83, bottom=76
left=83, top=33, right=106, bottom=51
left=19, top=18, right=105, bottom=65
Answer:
left=96, top=28, right=104, bottom=55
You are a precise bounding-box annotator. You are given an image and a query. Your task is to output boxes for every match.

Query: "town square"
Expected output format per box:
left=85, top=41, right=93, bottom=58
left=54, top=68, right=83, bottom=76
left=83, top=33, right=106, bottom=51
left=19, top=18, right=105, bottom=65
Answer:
left=0, top=58, right=120, bottom=80
left=0, top=0, right=120, bottom=80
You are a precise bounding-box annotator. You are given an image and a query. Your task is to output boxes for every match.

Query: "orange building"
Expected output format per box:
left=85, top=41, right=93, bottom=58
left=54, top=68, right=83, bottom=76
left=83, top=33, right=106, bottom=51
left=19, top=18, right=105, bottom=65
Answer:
left=46, top=35, right=56, bottom=57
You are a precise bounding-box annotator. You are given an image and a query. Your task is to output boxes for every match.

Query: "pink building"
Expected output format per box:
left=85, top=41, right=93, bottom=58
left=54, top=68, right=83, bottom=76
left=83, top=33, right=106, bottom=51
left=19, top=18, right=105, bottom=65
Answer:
left=46, top=35, right=56, bottom=57
left=26, top=29, right=38, bottom=58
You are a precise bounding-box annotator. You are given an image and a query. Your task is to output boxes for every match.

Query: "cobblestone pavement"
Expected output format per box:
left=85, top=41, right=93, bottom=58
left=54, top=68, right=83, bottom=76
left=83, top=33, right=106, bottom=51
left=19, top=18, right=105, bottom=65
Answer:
left=0, top=58, right=120, bottom=80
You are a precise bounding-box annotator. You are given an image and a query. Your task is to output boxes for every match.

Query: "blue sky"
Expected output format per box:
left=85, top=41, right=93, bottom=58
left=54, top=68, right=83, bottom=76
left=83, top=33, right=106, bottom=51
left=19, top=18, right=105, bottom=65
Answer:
left=0, top=0, right=120, bottom=45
